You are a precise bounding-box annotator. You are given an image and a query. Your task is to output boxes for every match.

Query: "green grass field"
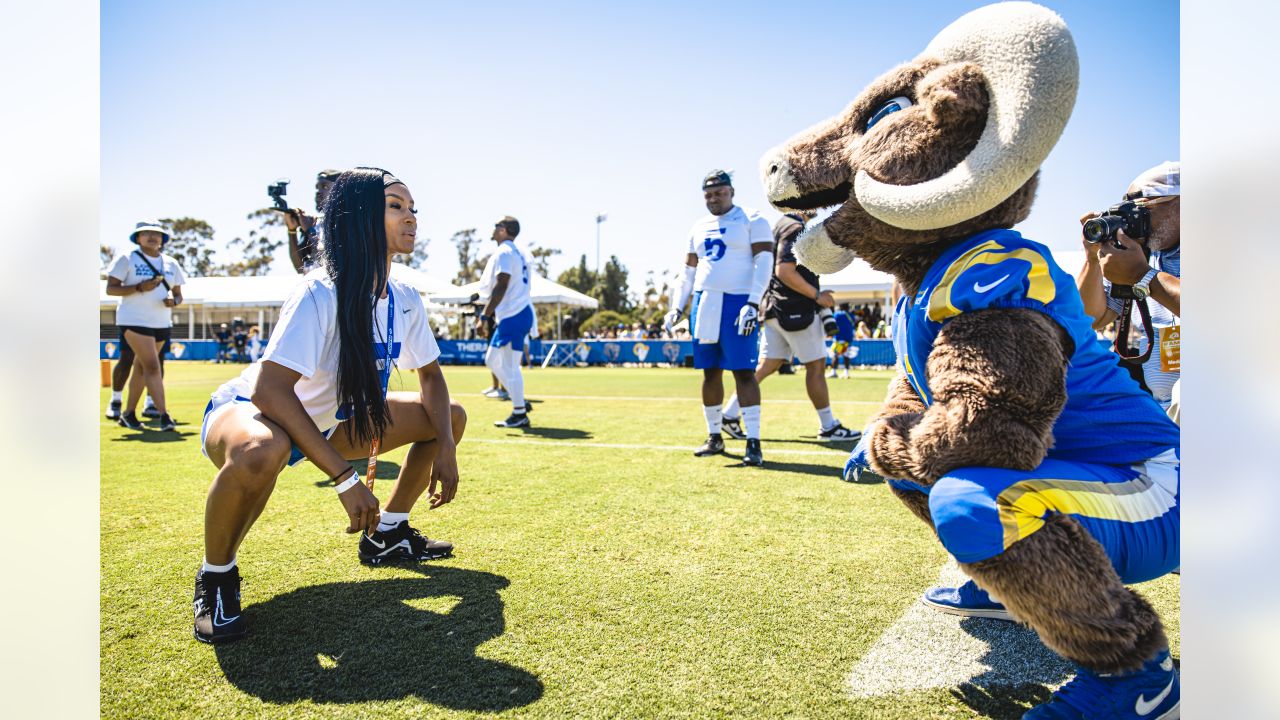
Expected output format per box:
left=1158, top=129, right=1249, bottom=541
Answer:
left=101, top=363, right=1179, bottom=719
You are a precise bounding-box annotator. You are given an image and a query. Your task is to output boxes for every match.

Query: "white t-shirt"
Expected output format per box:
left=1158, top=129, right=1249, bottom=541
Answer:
left=215, top=271, right=441, bottom=432
left=481, top=240, right=533, bottom=320
left=108, top=250, right=187, bottom=328
left=686, top=205, right=771, bottom=295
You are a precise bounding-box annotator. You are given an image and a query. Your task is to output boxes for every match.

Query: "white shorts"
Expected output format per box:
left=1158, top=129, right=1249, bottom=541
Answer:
left=760, top=317, right=827, bottom=365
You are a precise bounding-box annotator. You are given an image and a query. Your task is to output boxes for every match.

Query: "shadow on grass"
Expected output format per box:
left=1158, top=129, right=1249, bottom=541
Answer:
left=506, top=426, right=592, bottom=440
left=948, top=616, right=1073, bottom=718
left=763, top=435, right=859, bottom=448
left=721, top=456, right=843, bottom=477
left=314, top=461, right=403, bottom=488
left=110, top=429, right=198, bottom=443
left=213, top=565, right=543, bottom=711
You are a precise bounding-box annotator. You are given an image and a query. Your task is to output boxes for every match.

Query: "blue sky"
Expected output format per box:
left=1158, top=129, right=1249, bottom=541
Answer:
left=102, top=0, right=1178, bottom=292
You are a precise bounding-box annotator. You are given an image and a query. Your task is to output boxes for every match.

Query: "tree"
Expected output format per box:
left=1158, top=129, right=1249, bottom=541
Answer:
left=217, top=208, right=284, bottom=276
left=591, top=255, right=632, bottom=314
left=636, top=269, right=672, bottom=324
left=451, top=228, right=488, bottom=284
left=527, top=243, right=561, bottom=277
left=158, top=217, right=218, bottom=276
left=558, top=254, right=595, bottom=294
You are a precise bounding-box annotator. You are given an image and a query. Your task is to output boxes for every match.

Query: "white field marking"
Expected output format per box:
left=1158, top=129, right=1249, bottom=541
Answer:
left=457, top=392, right=883, bottom=406
left=467, top=437, right=849, bottom=458
left=847, top=559, right=1073, bottom=698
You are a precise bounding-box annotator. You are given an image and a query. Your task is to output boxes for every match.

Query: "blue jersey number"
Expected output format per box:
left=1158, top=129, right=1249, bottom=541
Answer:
left=703, top=237, right=726, bottom=262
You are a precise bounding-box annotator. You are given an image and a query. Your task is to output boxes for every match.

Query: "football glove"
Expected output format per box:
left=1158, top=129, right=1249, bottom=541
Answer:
left=842, top=431, right=884, bottom=484
left=663, top=309, right=682, bottom=335
left=736, top=303, right=760, bottom=336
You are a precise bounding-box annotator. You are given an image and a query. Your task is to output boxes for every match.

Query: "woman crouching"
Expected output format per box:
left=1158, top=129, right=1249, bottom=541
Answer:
left=193, top=167, right=465, bottom=643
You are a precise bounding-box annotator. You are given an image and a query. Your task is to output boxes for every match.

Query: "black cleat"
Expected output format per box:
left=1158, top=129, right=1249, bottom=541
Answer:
left=118, top=411, right=143, bottom=430
left=142, top=404, right=161, bottom=419
left=694, top=434, right=725, bottom=457
left=722, top=417, right=746, bottom=440
left=193, top=566, right=247, bottom=644
left=359, top=521, right=453, bottom=565
left=818, top=423, right=861, bottom=441
left=159, top=413, right=177, bottom=431
left=105, top=399, right=122, bottom=420
left=494, top=411, right=530, bottom=428
left=743, top=438, right=764, bottom=467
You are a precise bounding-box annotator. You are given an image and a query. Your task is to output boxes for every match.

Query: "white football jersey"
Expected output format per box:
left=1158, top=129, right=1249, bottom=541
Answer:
left=686, top=205, right=771, bottom=295
left=481, top=240, right=533, bottom=321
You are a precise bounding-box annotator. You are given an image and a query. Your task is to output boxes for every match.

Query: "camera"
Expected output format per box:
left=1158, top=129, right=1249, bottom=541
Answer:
left=267, top=179, right=291, bottom=212
left=1082, top=200, right=1150, bottom=248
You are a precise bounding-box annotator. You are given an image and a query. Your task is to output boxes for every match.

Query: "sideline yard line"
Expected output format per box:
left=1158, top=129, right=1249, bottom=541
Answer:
left=457, top=392, right=883, bottom=406
left=846, top=560, right=1071, bottom=698
left=468, top=437, right=849, bottom=458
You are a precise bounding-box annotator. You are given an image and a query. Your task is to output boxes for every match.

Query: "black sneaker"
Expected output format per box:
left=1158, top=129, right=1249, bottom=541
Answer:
left=359, top=521, right=453, bottom=565
left=193, top=567, right=247, bottom=644
left=818, top=423, right=861, bottom=441
left=105, top=399, right=122, bottom=420
left=494, top=411, right=530, bottom=428
left=722, top=417, right=746, bottom=440
left=118, top=411, right=143, bottom=430
left=694, top=434, right=725, bottom=457
left=159, top=413, right=177, bottom=431
left=142, top=404, right=161, bottom=419
left=744, top=438, right=764, bottom=467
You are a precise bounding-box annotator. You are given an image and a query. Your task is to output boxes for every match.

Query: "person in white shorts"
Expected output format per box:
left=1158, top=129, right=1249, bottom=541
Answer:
left=722, top=213, right=860, bottom=441
left=192, top=168, right=466, bottom=644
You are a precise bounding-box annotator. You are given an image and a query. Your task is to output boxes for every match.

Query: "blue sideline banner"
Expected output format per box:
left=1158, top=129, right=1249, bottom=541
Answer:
left=100, top=338, right=895, bottom=366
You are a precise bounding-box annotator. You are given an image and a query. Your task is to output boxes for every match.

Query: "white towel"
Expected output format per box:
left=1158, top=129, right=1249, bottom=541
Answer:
left=694, top=290, right=724, bottom=345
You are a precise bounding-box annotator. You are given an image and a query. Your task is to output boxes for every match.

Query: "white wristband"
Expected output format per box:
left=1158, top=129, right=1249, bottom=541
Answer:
left=335, top=471, right=362, bottom=494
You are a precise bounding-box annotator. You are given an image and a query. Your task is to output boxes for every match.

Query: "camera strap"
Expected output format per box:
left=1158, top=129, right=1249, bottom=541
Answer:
left=1112, top=296, right=1155, bottom=365
left=132, top=250, right=172, bottom=293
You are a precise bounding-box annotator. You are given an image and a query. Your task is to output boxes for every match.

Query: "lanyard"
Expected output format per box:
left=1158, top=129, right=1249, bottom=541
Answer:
left=366, top=288, right=394, bottom=491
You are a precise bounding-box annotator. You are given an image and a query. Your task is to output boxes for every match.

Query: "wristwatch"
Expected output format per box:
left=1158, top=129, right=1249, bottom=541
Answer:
left=1131, top=268, right=1159, bottom=300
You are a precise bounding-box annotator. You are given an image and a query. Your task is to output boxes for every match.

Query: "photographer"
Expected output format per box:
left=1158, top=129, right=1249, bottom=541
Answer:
left=280, top=169, right=341, bottom=273
left=720, top=212, right=860, bottom=442
left=1076, top=161, right=1180, bottom=423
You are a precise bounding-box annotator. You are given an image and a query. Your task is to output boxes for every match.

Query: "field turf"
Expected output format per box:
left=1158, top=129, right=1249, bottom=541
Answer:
left=100, top=362, right=1179, bottom=718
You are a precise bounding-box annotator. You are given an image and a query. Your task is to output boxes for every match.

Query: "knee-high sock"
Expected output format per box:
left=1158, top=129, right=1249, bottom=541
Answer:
left=722, top=393, right=741, bottom=420
left=484, top=345, right=506, bottom=379
left=505, top=346, right=526, bottom=411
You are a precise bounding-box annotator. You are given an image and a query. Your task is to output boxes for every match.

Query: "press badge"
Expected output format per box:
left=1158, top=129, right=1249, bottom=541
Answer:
left=1159, top=325, right=1180, bottom=372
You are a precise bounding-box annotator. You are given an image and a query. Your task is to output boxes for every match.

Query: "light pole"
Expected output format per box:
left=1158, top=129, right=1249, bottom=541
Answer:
left=595, top=212, right=608, bottom=273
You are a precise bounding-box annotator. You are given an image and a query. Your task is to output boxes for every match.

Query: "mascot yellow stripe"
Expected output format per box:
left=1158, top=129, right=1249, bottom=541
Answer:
left=927, top=240, right=1056, bottom=322
left=995, top=476, right=1178, bottom=550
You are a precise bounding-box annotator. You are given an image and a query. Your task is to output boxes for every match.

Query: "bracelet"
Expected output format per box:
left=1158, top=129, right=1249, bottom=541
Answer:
left=335, top=470, right=361, bottom=494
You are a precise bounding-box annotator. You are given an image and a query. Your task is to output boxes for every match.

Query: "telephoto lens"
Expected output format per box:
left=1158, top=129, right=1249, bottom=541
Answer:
left=1082, top=215, right=1125, bottom=245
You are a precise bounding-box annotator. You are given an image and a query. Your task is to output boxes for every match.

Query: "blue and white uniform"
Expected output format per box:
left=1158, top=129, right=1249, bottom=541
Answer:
left=200, top=270, right=441, bottom=466
left=482, top=240, right=534, bottom=348
left=879, top=229, right=1179, bottom=582
left=686, top=205, right=771, bottom=370
left=480, top=240, right=534, bottom=414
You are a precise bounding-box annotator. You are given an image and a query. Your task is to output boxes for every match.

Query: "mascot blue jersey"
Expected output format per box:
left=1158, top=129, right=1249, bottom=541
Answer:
left=891, top=228, right=1179, bottom=466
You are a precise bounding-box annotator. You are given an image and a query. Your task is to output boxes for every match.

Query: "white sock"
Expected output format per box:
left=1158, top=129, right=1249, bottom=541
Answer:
left=202, top=558, right=237, bottom=573
left=703, top=405, right=723, bottom=435
left=817, top=406, right=837, bottom=431
left=378, top=510, right=409, bottom=532
left=111, top=390, right=122, bottom=402
left=144, top=395, right=156, bottom=409
left=742, top=405, right=761, bottom=440
left=506, top=347, right=526, bottom=411
left=722, top=394, right=741, bottom=421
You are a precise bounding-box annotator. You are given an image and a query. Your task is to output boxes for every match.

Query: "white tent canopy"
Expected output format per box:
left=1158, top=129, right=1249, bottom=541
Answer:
left=100, top=263, right=456, bottom=308
left=819, top=259, right=896, bottom=297
left=430, top=274, right=599, bottom=309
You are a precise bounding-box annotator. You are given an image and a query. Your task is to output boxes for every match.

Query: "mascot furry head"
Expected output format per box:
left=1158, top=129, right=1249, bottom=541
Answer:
left=760, top=4, right=1182, bottom=717
left=761, top=2, right=1076, bottom=281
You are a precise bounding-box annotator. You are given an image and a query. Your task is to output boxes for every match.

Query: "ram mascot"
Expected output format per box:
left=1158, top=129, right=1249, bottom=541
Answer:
left=760, top=3, right=1180, bottom=718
